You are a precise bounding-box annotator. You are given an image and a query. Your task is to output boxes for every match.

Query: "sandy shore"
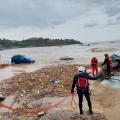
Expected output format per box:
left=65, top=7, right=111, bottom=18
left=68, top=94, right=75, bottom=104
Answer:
left=0, top=64, right=119, bottom=120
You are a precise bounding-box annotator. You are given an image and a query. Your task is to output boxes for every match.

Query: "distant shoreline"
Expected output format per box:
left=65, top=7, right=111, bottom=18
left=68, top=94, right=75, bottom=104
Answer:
left=0, top=37, right=82, bottom=50
left=0, top=43, right=82, bottom=51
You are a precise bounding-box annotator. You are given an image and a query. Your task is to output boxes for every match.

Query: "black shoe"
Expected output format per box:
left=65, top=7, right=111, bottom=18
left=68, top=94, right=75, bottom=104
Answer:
left=89, top=109, right=93, bottom=115
left=80, top=110, right=84, bottom=115
left=0, top=97, right=6, bottom=103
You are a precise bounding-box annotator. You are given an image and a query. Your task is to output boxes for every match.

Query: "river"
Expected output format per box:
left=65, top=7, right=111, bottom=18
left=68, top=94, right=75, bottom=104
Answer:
left=0, top=41, right=120, bottom=88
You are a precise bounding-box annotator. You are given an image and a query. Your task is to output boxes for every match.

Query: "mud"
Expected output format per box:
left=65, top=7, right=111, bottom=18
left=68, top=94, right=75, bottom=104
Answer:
left=0, top=64, right=120, bottom=120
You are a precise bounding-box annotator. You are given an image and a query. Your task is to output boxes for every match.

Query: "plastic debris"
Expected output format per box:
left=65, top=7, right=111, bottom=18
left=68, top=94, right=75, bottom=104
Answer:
left=50, top=80, right=62, bottom=84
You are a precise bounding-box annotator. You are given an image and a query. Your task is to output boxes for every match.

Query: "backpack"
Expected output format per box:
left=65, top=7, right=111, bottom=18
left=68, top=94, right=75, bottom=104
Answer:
left=77, top=77, right=89, bottom=89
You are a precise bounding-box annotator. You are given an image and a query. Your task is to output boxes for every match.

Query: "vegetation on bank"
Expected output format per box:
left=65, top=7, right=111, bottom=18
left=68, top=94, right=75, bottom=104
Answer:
left=0, top=37, right=82, bottom=50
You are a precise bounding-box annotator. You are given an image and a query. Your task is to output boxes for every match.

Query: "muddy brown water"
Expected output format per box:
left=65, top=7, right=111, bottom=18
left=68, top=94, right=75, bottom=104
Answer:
left=0, top=42, right=120, bottom=80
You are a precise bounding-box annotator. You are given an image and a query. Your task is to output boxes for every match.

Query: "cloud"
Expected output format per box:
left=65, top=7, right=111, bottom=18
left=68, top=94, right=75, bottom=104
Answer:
left=0, top=0, right=120, bottom=41
left=84, top=23, right=98, bottom=28
left=105, top=7, right=120, bottom=17
left=0, top=0, right=120, bottom=29
left=106, top=15, right=120, bottom=26
left=116, top=16, right=120, bottom=21
left=107, top=21, right=120, bottom=26
left=0, top=0, right=103, bottom=28
left=0, top=0, right=89, bottom=28
left=103, top=0, right=120, bottom=17
left=88, top=0, right=120, bottom=17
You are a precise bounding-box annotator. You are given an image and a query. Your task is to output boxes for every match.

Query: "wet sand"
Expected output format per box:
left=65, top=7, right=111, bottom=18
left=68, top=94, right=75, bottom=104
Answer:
left=0, top=64, right=120, bottom=120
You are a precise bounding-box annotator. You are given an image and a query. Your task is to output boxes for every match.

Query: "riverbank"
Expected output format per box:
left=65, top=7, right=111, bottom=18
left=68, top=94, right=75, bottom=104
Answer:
left=0, top=41, right=120, bottom=119
left=0, top=41, right=120, bottom=81
left=0, top=64, right=120, bottom=120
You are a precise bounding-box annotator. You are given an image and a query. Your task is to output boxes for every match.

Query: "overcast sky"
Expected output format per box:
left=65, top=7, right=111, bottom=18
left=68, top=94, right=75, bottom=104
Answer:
left=0, top=0, right=120, bottom=42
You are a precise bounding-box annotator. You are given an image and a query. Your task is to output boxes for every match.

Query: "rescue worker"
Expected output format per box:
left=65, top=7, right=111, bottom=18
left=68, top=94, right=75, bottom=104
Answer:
left=71, top=66, right=98, bottom=115
left=102, top=53, right=111, bottom=76
left=91, top=57, right=98, bottom=76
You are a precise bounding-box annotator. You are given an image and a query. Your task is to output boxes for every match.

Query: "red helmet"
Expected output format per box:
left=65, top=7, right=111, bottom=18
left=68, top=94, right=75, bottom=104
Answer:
left=104, top=53, right=108, bottom=57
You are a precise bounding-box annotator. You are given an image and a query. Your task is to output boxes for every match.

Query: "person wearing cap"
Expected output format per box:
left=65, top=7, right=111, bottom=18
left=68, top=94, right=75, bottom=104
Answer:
left=102, top=53, right=111, bottom=76
left=91, top=57, right=99, bottom=76
left=71, top=66, right=98, bottom=115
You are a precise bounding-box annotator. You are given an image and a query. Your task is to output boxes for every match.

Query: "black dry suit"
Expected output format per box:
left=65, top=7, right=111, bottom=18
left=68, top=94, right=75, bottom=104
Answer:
left=71, top=72, right=97, bottom=114
left=102, top=57, right=111, bottom=76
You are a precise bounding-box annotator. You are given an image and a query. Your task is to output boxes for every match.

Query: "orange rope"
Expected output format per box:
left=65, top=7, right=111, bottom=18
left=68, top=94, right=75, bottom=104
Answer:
left=0, top=94, right=71, bottom=115
left=71, top=95, right=77, bottom=109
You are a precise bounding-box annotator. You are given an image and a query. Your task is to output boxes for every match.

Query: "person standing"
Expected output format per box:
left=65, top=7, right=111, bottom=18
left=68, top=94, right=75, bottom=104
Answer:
left=102, top=53, right=111, bottom=76
left=71, top=66, right=98, bottom=115
left=91, top=57, right=98, bottom=76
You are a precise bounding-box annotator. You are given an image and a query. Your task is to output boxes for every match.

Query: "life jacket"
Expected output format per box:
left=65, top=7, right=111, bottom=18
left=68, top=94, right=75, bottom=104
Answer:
left=91, top=58, right=98, bottom=66
left=77, top=77, right=89, bottom=89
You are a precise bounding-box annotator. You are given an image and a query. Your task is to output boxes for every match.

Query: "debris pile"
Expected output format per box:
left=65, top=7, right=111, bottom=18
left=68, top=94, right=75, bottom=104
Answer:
left=0, top=64, right=113, bottom=120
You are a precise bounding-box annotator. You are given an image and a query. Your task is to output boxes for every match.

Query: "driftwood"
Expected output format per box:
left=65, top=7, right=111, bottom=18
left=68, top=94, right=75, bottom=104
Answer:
left=59, top=56, right=74, bottom=60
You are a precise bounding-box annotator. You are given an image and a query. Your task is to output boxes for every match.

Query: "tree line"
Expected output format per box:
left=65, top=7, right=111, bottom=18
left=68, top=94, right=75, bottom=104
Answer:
left=0, top=37, right=83, bottom=50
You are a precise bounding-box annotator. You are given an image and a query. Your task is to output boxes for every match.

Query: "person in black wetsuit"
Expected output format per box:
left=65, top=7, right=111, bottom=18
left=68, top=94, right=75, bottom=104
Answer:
left=102, top=53, right=111, bottom=76
left=71, top=66, right=98, bottom=115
